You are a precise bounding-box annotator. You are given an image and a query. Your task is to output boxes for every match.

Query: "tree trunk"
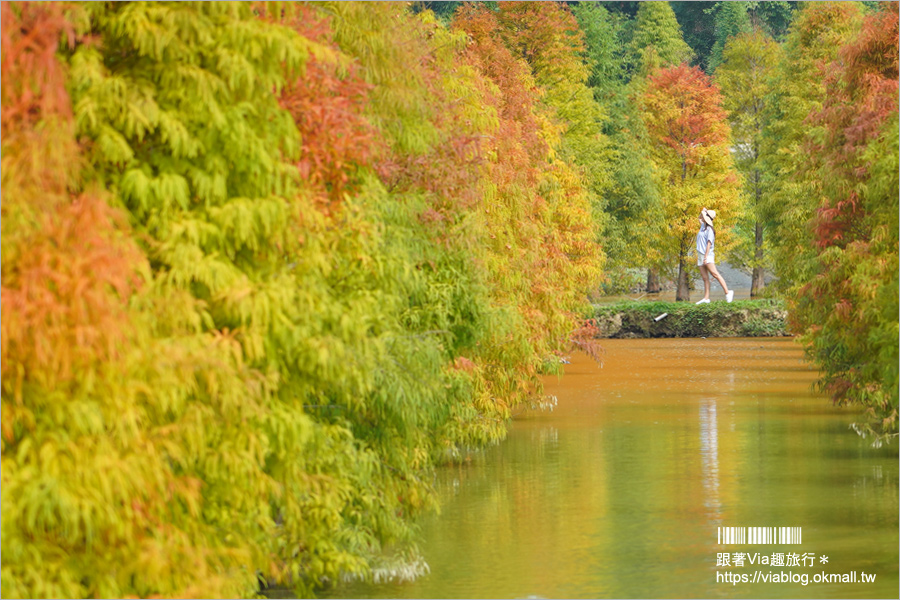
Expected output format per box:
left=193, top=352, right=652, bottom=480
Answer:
left=676, top=260, right=690, bottom=301
left=751, top=165, right=766, bottom=297
left=646, top=268, right=661, bottom=294
left=751, top=220, right=765, bottom=296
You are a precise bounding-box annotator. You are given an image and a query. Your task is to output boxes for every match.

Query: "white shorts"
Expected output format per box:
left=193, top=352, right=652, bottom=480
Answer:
left=698, top=253, right=715, bottom=266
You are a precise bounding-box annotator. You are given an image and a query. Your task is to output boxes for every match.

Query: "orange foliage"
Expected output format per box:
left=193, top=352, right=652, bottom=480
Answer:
left=276, top=3, right=489, bottom=232
left=455, top=3, right=547, bottom=165
left=274, top=4, right=379, bottom=212
left=791, top=2, right=899, bottom=430
left=811, top=3, right=899, bottom=248
left=1, top=2, right=142, bottom=397
left=569, top=318, right=605, bottom=365
left=453, top=2, right=547, bottom=275
left=495, top=0, right=586, bottom=87
left=842, top=2, right=899, bottom=86
left=644, top=64, right=732, bottom=170
left=379, top=13, right=494, bottom=229
left=454, top=2, right=602, bottom=354
left=1, top=194, right=142, bottom=389
left=0, top=2, right=75, bottom=131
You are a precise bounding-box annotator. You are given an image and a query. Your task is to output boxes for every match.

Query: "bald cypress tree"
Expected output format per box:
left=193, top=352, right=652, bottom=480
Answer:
left=573, top=1, right=660, bottom=290
left=626, top=1, right=692, bottom=292
left=707, top=0, right=752, bottom=73
left=642, top=65, right=743, bottom=301
left=787, top=3, right=899, bottom=443
left=716, top=29, right=783, bottom=296
left=495, top=1, right=614, bottom=229
left=4, top=3, right=319, bottom=596
left=628, top=0, right=694, bottom=78
left=2, top=1, right=608, bottom=595
left=762, top=2, right=866, bottom=293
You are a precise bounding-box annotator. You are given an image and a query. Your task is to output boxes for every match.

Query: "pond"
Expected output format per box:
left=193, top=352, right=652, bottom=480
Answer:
left=324, top=338, right=898, bottom=599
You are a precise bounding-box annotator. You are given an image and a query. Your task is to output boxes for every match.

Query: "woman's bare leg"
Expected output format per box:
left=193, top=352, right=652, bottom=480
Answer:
left=698, top=264, right=711, bottom=300
left=705, top=262, right=729, bottom=295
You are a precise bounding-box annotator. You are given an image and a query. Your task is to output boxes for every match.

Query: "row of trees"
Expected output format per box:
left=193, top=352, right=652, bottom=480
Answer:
left=703, top=1, right=896, bottom=442
left=1, top=1, right=608, bottom=597
left=766, top=3, right=898, bottom=442
left=572, top=1, right=897, bottom=441
left=1, top=1, right=896, bottom=598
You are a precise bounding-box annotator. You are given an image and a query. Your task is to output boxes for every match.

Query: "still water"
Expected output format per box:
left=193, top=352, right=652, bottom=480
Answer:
left=327, top=338, right=898, bottom=599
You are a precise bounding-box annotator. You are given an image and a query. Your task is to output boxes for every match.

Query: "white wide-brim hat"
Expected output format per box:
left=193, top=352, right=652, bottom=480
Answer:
left=702, top=208, right=716, bottom=227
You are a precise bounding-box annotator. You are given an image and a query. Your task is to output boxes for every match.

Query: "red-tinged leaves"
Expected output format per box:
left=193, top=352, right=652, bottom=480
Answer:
left=810, top=3, right=899, bottom=250
left=496, top=1, right=586, bottom=86
left=841, top=2, right=899, bottom=87
left=569, top=319, right=605, bottom=365
left=794, top=2, right=864, bottom=54
left=641, top=62, right=742, bottom=300
left=2, top=192, right=143, bottom=388
left=451, top=356, right=476, bottom=373
left=376, top=11, right=494, bottom=231
left=454, top=4, right=547, bottom=163
left=275, top=4, right=379, bottom=212
left=453, top=1, right=603, bottom=371
left=392, top=131, right=488, bottom=220
left=2, top=2, right=143, bottom=391
left=644, top=64, right=730, bottom=168
left=0, top=2, right=75, bottom=132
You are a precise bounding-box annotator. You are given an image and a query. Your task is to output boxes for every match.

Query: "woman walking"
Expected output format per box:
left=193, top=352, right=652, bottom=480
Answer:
left=695, top=208, right=733, bottom=304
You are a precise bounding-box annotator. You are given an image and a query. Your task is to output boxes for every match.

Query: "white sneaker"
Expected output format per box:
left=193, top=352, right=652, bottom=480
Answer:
left=726, top=290, right=734, bottom=303
left=695, top=298, right=710, bottom=304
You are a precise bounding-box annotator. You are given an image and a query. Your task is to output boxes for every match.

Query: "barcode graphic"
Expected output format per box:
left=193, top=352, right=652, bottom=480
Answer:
left=718, top=527, right=802, bottom=544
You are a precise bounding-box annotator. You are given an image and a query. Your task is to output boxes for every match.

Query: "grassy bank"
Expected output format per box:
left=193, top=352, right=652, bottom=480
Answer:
left=591, top=299, right=790, bottom=338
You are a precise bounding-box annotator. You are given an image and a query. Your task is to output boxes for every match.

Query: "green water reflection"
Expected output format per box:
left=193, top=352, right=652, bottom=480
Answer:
left=327, top=338, right=898, bottom=599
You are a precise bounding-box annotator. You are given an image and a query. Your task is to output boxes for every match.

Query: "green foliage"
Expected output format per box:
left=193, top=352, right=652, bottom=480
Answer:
left=627, top=1, right=694, bottom=77
left=757, top=0, right=898, bottom=444
left=612, top=1, right=696, bottom=293
left=670, top=1, right=717, bottom=71
left=671, top=1, right=796, bottom=72
left=494, top=2, right=614, bottom=235
left=761, top=2, right=866, bottom=295
left=749, top=1, right=796, bottom=41
left=575, top=1, right=627, bottom=101
left=573, top=2, right=661, bottom=283
left=706, top=1, right=752, bottom=73
left=6, top=0, right=896, bottom=597
left=451, top=0, right=605, bottom=385
left=1, top=5, right=202, bottom=598
left=716, top=29, right=783, bottom=294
